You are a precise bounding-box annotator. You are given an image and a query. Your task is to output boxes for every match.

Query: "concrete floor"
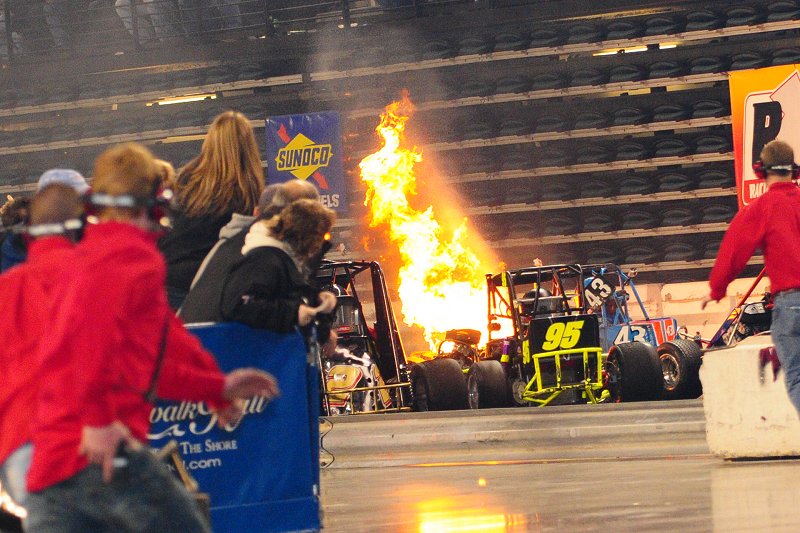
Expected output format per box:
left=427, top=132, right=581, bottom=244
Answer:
left=319, top=402, right=800, bottom=532
left=322, top=457, right=800, bottom=532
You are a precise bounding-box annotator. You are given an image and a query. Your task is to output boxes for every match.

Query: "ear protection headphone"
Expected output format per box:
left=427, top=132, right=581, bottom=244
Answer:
left=87, top=185, right=174, bottom=228
left=752, top=160, right=800, bottom=179
left=10, top=217, right=85, bottom=244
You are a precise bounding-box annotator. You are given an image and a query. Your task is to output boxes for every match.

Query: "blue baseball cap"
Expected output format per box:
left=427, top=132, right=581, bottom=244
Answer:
left=36, top=169, right=89, bottom=194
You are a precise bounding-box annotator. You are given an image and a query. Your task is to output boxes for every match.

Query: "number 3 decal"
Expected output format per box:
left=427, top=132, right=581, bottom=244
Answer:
left=542, top=321, right=584, bottom=351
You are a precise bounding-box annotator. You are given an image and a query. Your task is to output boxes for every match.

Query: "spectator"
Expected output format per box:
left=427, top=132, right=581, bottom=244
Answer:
left=115, top=0, right=183, bottom=42
left=155, top=158, right=176, bottom=189
left=703, top=139, right=800, bottom=415
left=219, top=199, right=337, bottom=349
left=179, top=0, right=242, bottom=35
left=178, top=179, right=321, bottom=323
left=25, top=142, right=278, bottom=532
left=159, top=110, right=264, bottom=310
left=0, top=169, right=88, bottom=272
left=0, top=183, right=83, bottom=512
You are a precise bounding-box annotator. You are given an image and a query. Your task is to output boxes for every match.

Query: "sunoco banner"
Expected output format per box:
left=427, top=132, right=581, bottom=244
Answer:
left=730, top=65, right=800, bottom=207
left=265, top=111, right=346, bottom=214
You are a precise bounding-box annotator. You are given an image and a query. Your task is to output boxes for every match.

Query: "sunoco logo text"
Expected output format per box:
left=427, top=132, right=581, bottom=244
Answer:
left=275, top=133, right=333, bottom=180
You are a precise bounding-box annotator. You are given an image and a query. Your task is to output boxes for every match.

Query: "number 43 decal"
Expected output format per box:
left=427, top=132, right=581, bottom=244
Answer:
left=542, top=321, right=585, bottom=351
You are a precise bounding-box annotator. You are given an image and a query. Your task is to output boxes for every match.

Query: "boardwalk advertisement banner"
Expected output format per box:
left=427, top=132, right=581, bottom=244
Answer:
left=265, top=111, right=347, bottom=214
left=729, top=64, right=800, bottom=207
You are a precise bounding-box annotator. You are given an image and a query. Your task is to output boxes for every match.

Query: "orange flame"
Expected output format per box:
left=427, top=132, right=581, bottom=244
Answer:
left=359, top=94, right=488, bottom=349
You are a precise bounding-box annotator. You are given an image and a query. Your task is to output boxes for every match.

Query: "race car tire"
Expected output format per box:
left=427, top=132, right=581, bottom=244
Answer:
left=467, top=360, right=510, bottom=409
left=411, top=358, right=470, bottom=411
left=605, top=342, right=663, bottom=402
left=658, top=339, right=703, bottom=400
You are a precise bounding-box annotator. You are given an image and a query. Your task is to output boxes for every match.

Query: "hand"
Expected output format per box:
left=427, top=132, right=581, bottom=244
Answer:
left=700, top=294, right=719, bottom=310
left=79, top=421, right=141, bottom=483
left=298, top=303, right=316, bottom=326
left=316, top=291, right=338, bottom=314
left=322, top=330, right=338, bottom=357
left=216, top=400, right=244, bottom=428
left=223, top=368, right=280, bottom=401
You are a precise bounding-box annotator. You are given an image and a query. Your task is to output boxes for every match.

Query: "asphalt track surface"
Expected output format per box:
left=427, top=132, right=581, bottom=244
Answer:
left=320, top=400, right=800, bottom=532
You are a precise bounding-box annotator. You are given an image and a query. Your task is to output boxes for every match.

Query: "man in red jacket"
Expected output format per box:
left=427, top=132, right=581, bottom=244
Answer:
left=25, top=143, right=279, bottom=533
left=0, top=183, right=84, bottom=511
left=703, top=139, right=800, bottom=414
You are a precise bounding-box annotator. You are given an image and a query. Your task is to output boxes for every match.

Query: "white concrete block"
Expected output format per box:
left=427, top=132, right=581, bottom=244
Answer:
left=701, top=335, right=800, bottom=458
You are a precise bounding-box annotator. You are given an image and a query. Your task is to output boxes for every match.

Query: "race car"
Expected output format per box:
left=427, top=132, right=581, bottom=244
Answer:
left=475, top=263, right=664, bottom=408
left=315, top=260, right=469, bottom=415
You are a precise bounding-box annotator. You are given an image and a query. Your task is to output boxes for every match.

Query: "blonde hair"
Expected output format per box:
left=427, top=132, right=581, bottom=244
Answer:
left=154, top=159, right=176, bottom=189
left=176, top=111, right=264, bottom=217
left=92, top=143, right=160, bottom=220
left=267, top=199, right=335, bottom=260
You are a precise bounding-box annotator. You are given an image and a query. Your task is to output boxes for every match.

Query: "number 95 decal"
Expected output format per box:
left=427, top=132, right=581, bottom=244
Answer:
left=542, top=321, right=585, bottom=351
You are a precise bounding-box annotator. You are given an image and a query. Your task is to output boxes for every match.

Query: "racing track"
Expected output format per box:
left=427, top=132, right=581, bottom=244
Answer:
left=320, top=400, right=800, bottom=532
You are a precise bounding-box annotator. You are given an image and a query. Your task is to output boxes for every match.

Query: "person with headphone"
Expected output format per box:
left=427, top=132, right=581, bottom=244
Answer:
left=702, top=139, right=800, bottom=415
left=0, top=183, right=84, bottom=517
left=24, top=143, right=279, bottom=533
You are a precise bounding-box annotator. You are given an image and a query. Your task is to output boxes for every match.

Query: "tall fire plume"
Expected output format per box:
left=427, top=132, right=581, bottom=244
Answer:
left=359, top=94, right=489, bottom=349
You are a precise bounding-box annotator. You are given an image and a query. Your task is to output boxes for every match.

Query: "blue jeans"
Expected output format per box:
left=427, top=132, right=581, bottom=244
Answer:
left=0, top=443, right=32, bottom=508
left=770, top=291, right=800, bottom=415
left=25, top=448, right=210, bottom=533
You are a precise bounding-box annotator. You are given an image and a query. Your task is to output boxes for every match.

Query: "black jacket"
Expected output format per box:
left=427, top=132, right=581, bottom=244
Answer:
left=159, top=210, right=233, bottom=309
left=219, top=245, right=333, bottom=341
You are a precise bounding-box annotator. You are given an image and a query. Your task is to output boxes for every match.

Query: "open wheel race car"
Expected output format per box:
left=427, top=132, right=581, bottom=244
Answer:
left=476, top=263, right=665, bottom=408
left=315, top=260, right=469, bottom=415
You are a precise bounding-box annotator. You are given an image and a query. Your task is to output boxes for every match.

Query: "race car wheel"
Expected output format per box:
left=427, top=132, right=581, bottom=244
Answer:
left=411, top=358, right=470, bottom=411
left=467, top=360, right=510, bottom=409
left=605, top=342, right=663, bottom=402
left=510, top=378, right=529, bottom=406
left=658, top=339, right=703, bottom=399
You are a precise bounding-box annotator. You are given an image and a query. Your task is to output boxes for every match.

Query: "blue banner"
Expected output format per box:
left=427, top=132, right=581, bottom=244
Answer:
left=265, top=112, right=346, bottom=214
left=148, top=323, right=320, bottom=533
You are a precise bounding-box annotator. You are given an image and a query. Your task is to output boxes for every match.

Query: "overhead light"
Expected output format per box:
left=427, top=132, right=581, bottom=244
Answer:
left=146, top=93, right=217, bottom=106
left=659, top=42, right=679, bottom=50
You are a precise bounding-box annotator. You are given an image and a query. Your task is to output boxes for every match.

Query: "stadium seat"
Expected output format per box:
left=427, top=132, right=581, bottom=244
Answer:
left=660, top=206, right=696, bottom=226
left=460, top=153, right=500, bottom=174
left=685, top=9, right=724, bottom=31
left=503, top=180, right=540, bottom=204
left=580, top=178, right=615, bottom=198
left=618, top=175, right=654, bottom=195
left=767, top=1, right=800, bottom=21
left=662, top=242, right=697, bottom=261
left=205, top=66, right=237, bottom=85
left=566, top=22, right=606, bottom=43
left=644, top=14, right=686, bottom=35
left=0, top=90, right=17, bottom=109
left=621, top=209, right=658, bottom=229
left=623, top=244, right=659, bottom=264
left=585, top=247, right=620, bottom=265
left=648, top=60, right=685, bottom=79
left=652, top=103, right=691, bottom=122
left=575, top=144, right=612, bottom=164
left=581, top=212, right=617, bottom=232
left=611, top=106, right=650, bottom=126
left=458, top=79, right=496, bottom=97
left=495, top=75, right=532, bottom=94
left=729, top=52, right=769, bottom=70
left=470, top=184, right=505, bottom=206
left=657, top=171, right=695, bottom=192
left=702, top=240, right=723, bottom=259
left=536, top=147, right=572, bottom=167
left=688, top=56, right=726, bottom=74
left=691, top=99, right=728, bottom=118
left=421, top=38, right=455, bottom=60
left=482, top=220, right=511, bottom=240
left=238, top=62, right=269, bottom=81
left=694, top=135, right=731, bottom=154
left=654, top=138, right=692, bottom=157
left=570, top=68, right=608, bottom=87
left=696, top=169, right=734, bottom=189
left=615, top=141, right=650, bottom=160
left=497, top=118, right=530, bottom=136
left=771, top=47, right=800, bottom=65
left=540, top=180, right=574, bottom=201
left=507, top=219, right=541, bottom=240
left=606, top=21, right=644, bottom=40
left=529, top=28, right=565, bottom=48
left=700, top=203, right=736, bottom=223
left=501, top=149, right=532, bottom=170
left=573, top=111, right=609, bottom=129
left=725, top=6, right=766, bottom=26
left=461, top=120, right=494, bottom=140
left=534, top=115, right=568, bottom=133
left=172, top=69, right=206, bottom=88
left=494, top=31, right=530, bottom=51
left=544, top=214, right=581, bottom=236
left=458, top=35, right=494, bottom=55
left=608, top=64, right=647, bottom=83
left=530, top=73, right=567, bottom=90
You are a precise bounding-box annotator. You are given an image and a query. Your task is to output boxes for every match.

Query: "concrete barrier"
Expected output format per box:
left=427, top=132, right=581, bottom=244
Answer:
left=701, top=334, right=800, bottom=458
